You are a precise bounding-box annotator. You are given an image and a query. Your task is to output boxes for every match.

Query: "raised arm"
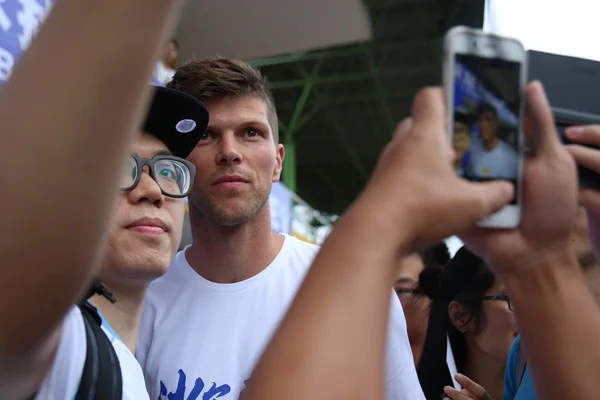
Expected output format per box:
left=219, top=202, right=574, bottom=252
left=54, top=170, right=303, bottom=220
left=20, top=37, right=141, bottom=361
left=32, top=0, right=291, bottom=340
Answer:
left=244, top=89, right=512, bottom=400
left=0, top=0, right=185, bottom=396
left=463, top=82, right=600, bottom=400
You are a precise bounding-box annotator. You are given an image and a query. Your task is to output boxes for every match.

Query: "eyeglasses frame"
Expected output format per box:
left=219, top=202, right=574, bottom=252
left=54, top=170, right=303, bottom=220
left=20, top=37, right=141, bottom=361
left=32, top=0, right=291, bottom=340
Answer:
left=482, top=295, right=513, bottom=311
left=121, top=153, right=196, bottom=198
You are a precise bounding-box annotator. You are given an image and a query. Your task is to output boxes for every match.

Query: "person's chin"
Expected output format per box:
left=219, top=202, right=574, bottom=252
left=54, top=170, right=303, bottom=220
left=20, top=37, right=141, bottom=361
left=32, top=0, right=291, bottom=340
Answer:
left=130, top=249, right=174, bottom=277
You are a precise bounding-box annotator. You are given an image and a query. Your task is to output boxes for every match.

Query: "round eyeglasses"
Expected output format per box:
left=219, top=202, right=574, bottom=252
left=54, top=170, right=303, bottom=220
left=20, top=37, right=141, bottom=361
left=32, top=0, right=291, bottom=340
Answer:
left=120, top=153, right=196, bottom=198
left=482, top=295, right=513, bottom=311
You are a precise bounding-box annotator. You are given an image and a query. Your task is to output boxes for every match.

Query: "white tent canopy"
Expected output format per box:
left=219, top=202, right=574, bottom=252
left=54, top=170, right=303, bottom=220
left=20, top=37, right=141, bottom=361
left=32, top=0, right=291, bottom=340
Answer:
left=175, top=0, right=372, bottom=62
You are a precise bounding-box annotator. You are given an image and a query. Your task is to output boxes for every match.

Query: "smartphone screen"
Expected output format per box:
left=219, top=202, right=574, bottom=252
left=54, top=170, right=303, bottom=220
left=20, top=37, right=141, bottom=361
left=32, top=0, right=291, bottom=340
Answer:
left=452, top=54, right=522, bottom=205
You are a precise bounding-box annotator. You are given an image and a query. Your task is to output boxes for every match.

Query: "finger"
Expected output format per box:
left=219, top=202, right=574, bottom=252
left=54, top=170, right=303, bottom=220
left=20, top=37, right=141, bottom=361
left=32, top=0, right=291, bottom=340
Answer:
left=443, top=386, right=473, bottom=400
left=392, top=117, right=413, bottom=141
left=580, top=189, right=600, bottom=214
left=450, top=149, right=458, bottom=166
left=566, top=125, right=600, bottom=146
left=455, top=374, right=488, bottom=398
left=411, top=87, right=446, bottom=138
left=566, top=144, right=600, bottom=173
left=524, top=81, right=560, bottom=155
left=463, top=180, right=514, bottom=222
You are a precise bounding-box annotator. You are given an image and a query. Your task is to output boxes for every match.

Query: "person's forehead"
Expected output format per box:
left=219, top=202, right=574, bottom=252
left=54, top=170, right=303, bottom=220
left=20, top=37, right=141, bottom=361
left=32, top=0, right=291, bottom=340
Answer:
left=396, top=254, right=424, bottom=281
left=205, top=95, right=269, bottom=126
left=132, top=133, right=169, bottom=157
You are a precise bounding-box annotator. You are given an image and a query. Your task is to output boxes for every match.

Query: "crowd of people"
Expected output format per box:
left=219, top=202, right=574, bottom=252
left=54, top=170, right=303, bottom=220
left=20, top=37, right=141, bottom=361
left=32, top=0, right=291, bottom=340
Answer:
left=3, top=1, right=600, bottom=400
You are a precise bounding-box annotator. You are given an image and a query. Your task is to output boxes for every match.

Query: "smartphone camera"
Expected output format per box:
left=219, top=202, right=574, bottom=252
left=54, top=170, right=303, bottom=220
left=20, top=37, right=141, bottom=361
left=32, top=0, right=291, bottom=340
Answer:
left=445, top=26, right=526, bottom=228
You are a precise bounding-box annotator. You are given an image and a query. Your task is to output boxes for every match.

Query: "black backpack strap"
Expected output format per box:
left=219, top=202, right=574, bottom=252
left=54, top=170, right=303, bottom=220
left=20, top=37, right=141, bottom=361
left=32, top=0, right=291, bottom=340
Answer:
left=515, top=341, right=527, bottom=391
left=74, top=300, right=123, bottom=400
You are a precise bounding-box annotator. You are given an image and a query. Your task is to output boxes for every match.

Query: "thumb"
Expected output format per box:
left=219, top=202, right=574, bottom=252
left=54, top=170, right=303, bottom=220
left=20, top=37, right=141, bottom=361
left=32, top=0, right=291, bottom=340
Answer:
left=391, top=117, right=413, bottom=141
left=464, top=180, right=514, bottom=222
left=411, top=87, right=445, bottom=136
left=524, top=81, right=560, bottom=155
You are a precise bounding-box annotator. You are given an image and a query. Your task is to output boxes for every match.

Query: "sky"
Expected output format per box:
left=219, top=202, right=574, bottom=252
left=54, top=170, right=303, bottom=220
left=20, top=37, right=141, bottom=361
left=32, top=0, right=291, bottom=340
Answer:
left=484, top=0, right=600, bottom=62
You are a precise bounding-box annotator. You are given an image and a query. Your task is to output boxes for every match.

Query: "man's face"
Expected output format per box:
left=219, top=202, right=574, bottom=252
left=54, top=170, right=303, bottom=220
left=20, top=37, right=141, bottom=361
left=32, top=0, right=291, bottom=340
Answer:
left=478, top=111, right=498, bottom=143
left=187, top=95, right=284, bottom=227
left=453, top=122, right=471, bottom=157
left=101, top=134, right=185, bottom=287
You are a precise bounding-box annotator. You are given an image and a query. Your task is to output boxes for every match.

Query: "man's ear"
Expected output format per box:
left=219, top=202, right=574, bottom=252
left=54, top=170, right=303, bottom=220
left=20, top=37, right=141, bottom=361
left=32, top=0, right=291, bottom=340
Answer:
left=273, top=143, right=284, bottom=182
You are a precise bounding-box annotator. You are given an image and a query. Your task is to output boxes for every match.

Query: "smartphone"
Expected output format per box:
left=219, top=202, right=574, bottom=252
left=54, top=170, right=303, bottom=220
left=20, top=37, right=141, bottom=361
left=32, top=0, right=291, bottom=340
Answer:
left=554, top=107, right=600, bottom=191
left=444, top=26, right=527, bottom=229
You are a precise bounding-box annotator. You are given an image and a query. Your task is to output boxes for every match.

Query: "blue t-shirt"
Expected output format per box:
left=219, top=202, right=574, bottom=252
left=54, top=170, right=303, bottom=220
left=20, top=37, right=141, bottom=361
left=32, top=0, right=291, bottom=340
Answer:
left=503, top=336, right=538, bottom=400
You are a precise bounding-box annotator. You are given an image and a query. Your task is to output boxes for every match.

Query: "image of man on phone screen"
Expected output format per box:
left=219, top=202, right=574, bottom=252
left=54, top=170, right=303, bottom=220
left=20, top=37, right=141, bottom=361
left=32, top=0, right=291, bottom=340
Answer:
left=467, top=101, right=518, bottom=180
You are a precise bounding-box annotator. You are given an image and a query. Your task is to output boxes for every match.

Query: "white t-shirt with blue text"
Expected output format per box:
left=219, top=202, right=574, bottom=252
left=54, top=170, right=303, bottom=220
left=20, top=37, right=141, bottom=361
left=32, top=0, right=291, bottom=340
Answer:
left=35, top=305, right=149, bottom=399
left=468, top=141, right=518, bottom=179
left=137, top=234, right=426, bottom=400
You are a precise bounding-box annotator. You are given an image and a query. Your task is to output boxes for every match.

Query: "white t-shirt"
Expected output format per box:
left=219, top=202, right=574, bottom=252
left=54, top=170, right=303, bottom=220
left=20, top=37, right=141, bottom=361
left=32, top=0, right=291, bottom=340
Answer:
left=35, top=305, right=149, bottom=400
left=153, top=62, right=175, bottom=86
left=137, top=234, right=425, bottom=400
left=468, top=141, right=518, bottom=179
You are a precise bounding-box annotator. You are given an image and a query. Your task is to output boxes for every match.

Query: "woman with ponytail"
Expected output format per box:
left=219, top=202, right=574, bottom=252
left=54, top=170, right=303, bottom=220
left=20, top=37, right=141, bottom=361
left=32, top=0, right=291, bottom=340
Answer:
left=394, top=243, right=450, bottom=366
left=417, top=247, right=518, bottom=400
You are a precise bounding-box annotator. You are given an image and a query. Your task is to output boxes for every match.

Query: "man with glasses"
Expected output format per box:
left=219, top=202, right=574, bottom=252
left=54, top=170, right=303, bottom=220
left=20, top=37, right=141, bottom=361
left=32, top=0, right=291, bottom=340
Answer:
left=31, top=86, right=208, bottom=399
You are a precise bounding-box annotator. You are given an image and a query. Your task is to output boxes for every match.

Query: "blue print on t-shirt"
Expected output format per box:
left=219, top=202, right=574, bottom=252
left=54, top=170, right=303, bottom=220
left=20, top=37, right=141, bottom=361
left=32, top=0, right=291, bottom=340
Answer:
left=159, top=369, right=234, bottom=400
left=0, top=0, right=53, bottom=85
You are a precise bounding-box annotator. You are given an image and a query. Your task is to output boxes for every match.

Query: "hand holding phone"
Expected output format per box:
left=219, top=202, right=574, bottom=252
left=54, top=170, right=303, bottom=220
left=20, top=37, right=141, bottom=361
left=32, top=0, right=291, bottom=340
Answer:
left=444, top=26, right=526, bottom=228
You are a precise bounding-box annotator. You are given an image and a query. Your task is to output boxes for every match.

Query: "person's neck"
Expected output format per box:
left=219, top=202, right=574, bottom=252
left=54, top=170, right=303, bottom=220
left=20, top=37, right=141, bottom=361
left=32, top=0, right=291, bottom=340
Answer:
left=464, top=344, right=506, bottom=400
left=160, top=58, right=172, bottom=68
left=410, top=337, right=425, bottom=366
left=483, top=136, right=500, bottom=152
left=186, top=205, right=285, bottom=283
left=89, top=282, right=147, bottom=353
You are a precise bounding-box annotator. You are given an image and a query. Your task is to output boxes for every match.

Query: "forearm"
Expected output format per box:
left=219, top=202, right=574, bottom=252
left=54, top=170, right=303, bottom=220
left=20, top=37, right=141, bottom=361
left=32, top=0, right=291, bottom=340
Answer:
left=245, top=207, right=408, bottom=400
left=0, top=0, right=184, bottom=356
left=500, top=250, right=600, bottom=399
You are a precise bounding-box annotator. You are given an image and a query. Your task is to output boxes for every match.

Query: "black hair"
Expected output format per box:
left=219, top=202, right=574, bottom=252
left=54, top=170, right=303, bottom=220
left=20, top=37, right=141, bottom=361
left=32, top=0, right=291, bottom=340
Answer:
left=476, top=101, right=497, bottom=117
left=454, top=111, right=472, bottom=129
left=416, top=246, right=496, bottom=400
left=412, top=243, right=451, bottom=298
left=419, top=242, right=451, bottom=270
left=413, top=242, right=450, bottom=298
